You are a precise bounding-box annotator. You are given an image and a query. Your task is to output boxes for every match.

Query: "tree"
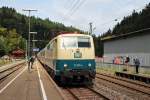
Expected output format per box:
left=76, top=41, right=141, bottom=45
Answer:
left=92, top=35, right=104, bottom=57
left=103, top=2, right=150, bottom=36
left=0, top=6, right=85, bottom=55
left=0, top=36, right=6, bottom=56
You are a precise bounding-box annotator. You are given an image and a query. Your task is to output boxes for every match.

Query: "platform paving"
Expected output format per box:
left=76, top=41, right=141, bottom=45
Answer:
left=0, top=59, right=64, bottom=100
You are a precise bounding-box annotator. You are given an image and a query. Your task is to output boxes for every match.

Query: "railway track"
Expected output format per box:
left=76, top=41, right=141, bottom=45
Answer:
left=62, top=86, right=110, bottom=100
left=0, top=62, right=25, bottom=82
left=96, top=73, right=150, bottom=96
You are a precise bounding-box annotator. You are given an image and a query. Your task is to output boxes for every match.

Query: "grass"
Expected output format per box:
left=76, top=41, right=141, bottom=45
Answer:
left=96, top=66, right=123, bottom=75
left=139, top=68, right=150, bottom=76
left=96, top=64, right=150, bottom=76
left=0, top=59, right=11, bottom=67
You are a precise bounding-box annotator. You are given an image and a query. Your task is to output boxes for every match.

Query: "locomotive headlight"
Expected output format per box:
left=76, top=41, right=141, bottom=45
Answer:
left=64, top=64, right=68, bottom=68
left=88, top=63, right=92, bottom=67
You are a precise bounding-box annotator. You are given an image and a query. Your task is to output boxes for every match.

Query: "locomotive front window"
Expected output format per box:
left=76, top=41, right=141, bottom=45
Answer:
left=61, top=36, right=91, bottom=48
left=78, top=37, right=91, bottom=48
left=62, top=37, right=77, bottom=48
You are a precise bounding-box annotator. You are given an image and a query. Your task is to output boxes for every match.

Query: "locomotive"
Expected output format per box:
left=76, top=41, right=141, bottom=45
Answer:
left=37, top=32, right=96, bottom=84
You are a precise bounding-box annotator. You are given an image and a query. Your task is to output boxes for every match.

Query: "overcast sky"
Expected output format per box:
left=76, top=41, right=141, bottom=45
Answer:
left=0, top=0, right=150, bottom=35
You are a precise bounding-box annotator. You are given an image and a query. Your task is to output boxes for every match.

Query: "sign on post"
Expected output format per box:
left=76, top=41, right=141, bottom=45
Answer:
left=33, top=48, right=39, bottom=52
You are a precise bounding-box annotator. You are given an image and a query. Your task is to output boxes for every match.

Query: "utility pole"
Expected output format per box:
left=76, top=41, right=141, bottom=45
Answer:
left=23, top=9, right=37, bottom=70
left=25, top=40, right=28, bottom=62
left=89, top=22, right=93, bottom=35
left=33, top=33, right=35, bottom=56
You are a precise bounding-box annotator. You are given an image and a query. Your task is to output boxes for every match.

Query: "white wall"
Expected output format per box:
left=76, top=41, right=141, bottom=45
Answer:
left=104, top=33, right=150, bottom=67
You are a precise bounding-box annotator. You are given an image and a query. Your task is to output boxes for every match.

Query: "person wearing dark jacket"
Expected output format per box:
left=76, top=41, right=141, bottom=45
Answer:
left=30, top=56, right=34, bottom=69
left=134, top=58, right=140, bottom=74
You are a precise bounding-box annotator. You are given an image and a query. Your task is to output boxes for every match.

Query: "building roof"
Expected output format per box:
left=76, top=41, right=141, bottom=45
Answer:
left=101, top=28, right=150, bottom=42
left=11, top=48, right=25, bottom=54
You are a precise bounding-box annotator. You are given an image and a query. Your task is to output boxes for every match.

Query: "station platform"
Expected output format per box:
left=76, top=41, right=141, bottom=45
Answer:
left=0, top=60, right=65, bottom=100
left=115, top=71, right=150, bottom=84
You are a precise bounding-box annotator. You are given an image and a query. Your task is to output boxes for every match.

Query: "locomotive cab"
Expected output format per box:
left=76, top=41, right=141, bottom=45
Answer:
left=38, top=33, right=96, bottom=85
left=56, top=34, right=96, bottom=84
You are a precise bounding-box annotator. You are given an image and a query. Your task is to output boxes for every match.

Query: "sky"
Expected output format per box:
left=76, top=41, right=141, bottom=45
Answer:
left=0, top=0, right=150, bottom=36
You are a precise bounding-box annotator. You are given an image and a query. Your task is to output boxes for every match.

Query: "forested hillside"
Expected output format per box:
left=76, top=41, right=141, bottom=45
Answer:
left=94, top=3, right=150, bottom=57
left=0, top=7, right=83, bottom=56
left=0, top=28, right=25, bottom=56
left=1, top=2, right=149, bottom=57
left=102, top=3, right=150, bottom=37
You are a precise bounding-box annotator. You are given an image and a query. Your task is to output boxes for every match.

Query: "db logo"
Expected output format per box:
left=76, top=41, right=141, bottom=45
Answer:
left=74, top=50, right=82, bottom=58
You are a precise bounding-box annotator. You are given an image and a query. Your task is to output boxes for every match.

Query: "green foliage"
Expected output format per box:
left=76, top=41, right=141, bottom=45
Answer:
left=92, top=35, right=103, bottom=57
left=0, top=6, right=84, bottom=56
left=0, top=36, right=6, bottom=56
left=6, top=29, right=21, bottom=52
left=96, top=3, right=150, bottom=57
left=103, top=3, right=150, bottom=36
left=0, top=27, right=26, bottom=56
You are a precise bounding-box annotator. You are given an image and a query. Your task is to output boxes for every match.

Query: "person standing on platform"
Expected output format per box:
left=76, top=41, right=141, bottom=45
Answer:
left=27, top=57, right=30, bottom=71
left=134, top=58, right=140, bottom=74
left=30, top=56, right=34, bottom=69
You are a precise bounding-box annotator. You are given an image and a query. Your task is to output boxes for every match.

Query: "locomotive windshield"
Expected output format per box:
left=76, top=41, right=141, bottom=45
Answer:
left=78, top=37, right=91, bottom=47
left=62, top=37, right=77, bottom=48
left=62, top=36, right=91, bottom=48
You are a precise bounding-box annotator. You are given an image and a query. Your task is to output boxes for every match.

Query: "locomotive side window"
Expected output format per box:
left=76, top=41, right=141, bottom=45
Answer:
left=78, top=37, right=91, bottom=48
left=47, top=44, right=50, bottom=50
left=50, top=42, right=54, bottom=50
left=47, top=40, right=54, bottom=50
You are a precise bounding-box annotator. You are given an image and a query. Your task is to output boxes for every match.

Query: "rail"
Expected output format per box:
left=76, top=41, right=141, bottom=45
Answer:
left=0, top=62, right=25, bottom=82
left=63, top=87, right=110, bottom=100
left=96, top=73, right=150, bottom=96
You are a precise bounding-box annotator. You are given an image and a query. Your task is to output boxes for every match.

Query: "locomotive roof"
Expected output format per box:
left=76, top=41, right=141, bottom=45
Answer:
left=57, top=33, right=91, bottom=37
left=38, top=33, right=92, bottom=53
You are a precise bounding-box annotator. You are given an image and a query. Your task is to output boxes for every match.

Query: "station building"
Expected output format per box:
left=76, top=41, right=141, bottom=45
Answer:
left=11, top=48, right=25, bottom=59
left=102, top=28, right=150, bottom=67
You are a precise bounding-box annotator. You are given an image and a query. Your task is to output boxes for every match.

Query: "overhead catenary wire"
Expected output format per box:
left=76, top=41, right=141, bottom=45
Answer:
left=69, top=0, right=87, bottom=17
left=62, top=1, right=148, bottom=36
left=63, top=0, right=87, bottom=19
left=63, top=0, right=81, bottom=17
left=69, top=0, right=81, bottom=12
left=64, top=0, right=77, bottom=9
left=61, top=0, right=80, bottom=21
left=98, top=3, right=147, bottom=29
left=99, top=4, right=149, bottom=36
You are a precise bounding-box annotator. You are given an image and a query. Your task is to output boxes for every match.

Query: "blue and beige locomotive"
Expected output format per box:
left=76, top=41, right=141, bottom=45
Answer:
left=37, top=32, right=96, bottom=84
